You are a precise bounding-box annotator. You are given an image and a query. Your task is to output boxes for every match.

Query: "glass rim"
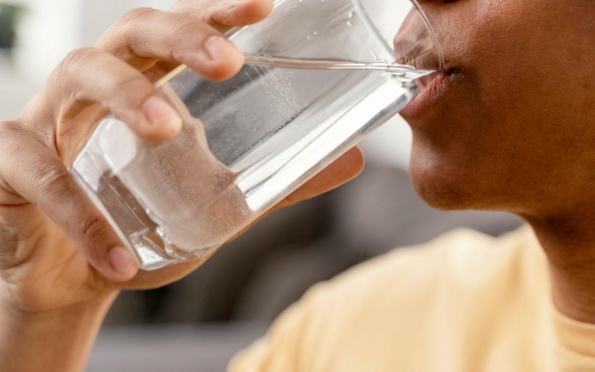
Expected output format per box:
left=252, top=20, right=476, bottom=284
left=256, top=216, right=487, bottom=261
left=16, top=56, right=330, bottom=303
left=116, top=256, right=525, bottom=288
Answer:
left=223, top=0, right=445, bottom=72
left=353, top=0, right=444, bottom=71
left=410, top=0, right=444, bottom=71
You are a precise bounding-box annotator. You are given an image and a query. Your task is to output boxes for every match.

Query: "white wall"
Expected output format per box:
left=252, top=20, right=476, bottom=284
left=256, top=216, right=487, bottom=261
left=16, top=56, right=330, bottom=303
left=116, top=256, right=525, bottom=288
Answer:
left=0, top=0, right=177, bottom=119
left=12, top=0, right=176, bottom=84
left=14, top=0, right=83, bottom=83
left=82, top=0, right=177, bottom=46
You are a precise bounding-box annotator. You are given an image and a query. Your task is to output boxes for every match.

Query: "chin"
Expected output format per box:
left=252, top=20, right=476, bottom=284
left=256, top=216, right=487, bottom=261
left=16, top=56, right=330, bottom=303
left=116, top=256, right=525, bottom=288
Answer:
left=408, top=146, right=488, bottom=212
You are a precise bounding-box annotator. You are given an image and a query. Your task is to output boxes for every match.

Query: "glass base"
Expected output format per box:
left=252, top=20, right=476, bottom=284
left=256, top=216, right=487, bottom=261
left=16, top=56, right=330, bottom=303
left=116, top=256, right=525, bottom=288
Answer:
left=70, top=151, right=215, bottom=270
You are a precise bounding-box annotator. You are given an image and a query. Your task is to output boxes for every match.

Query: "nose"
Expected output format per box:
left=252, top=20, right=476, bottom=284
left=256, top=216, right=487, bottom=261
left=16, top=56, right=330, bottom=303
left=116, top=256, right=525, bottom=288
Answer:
left=394, top=10, right=425, bottom=62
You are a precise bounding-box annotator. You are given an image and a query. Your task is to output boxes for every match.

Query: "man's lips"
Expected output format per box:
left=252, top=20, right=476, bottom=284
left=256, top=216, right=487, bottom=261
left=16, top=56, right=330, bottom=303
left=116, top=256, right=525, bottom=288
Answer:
left=400, top=68, right=458, bottom=120
left=392, top=41, right=454, bottom=121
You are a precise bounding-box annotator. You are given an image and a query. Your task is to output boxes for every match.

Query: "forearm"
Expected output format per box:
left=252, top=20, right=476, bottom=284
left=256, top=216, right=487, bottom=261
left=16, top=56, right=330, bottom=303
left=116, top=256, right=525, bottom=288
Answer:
left=0, top=293, right=117, bottom=372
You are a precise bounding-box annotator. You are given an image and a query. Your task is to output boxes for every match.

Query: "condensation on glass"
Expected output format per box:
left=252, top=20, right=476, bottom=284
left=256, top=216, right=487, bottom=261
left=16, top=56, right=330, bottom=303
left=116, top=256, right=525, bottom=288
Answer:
left=70, top=0, right=442, bottom=270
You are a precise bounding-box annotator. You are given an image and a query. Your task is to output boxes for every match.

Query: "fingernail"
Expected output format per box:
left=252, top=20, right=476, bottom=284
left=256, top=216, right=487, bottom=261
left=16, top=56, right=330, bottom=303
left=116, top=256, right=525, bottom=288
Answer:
left=108, top=246, right=138, bottom=276
left=143, top=96, right=182, bottom=130
left=206, top=36, right=238, bottom=60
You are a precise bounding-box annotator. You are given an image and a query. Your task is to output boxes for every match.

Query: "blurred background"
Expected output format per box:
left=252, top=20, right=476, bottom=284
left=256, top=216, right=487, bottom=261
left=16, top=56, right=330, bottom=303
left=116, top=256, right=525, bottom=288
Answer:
left=0, top=1, right=523, bottom=371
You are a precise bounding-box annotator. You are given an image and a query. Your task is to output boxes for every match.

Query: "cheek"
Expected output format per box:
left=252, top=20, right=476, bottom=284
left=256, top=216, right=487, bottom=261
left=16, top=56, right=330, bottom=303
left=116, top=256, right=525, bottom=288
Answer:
left=407, top=0, right=595, bottom=212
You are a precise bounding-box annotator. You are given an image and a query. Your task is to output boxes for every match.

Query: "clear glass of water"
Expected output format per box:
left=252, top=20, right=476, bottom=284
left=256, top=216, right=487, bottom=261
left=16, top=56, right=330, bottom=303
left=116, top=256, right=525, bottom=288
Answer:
left=70, top=0, right=443, bottom=270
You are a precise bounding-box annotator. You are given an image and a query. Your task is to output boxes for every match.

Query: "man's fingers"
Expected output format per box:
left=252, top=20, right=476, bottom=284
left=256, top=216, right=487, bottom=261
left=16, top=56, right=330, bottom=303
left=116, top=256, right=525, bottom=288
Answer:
left=121, top=140, right=357, bottom=288
left=50, top=47, right=182, bottom=143
left=229, top=147, right=366, bottom=241
left=0, top=123, right=138, bottom=282
left=283, top=146, right=366, bottom=206
left=96, top=8, right=245, bottom=81
left=172, top=0, right=274, bottom=29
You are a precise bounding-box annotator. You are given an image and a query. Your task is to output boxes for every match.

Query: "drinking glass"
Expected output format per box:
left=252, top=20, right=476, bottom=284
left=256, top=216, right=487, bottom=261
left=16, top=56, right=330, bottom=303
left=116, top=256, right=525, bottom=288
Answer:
left=70, top=0, right=443, bottom=270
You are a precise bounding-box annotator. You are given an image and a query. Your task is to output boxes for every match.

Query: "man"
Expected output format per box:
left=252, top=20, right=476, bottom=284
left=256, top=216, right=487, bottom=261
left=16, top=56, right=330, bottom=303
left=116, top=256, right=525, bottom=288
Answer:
left=0, top=0, right=593, bottom=371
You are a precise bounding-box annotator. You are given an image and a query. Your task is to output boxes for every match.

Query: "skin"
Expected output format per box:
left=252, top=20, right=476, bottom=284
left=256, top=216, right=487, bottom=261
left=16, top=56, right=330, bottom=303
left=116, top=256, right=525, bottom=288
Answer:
left=402, top=0, right=595, bottom=323
left=0, top=0, right=594, bottom=370
left=0, top=0, right=363, bottom=370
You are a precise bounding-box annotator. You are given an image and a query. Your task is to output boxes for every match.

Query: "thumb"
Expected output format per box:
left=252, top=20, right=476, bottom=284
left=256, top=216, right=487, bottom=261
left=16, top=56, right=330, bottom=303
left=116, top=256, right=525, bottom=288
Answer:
left=0, top=123, right=138, bottom=281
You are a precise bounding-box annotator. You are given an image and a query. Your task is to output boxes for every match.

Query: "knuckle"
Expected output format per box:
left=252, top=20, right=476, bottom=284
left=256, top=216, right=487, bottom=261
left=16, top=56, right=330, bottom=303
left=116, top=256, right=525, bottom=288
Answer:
left=0, top=123, right=19, bottom=198
left=79, top=213, right=109, bottom=254
left=110, top=73, right=156, bottom=105
left=0, top=121, right=16, bottom=146
left=117, top=7, right=155, bottom=28
left=36, top=165, right=74, bottom=200
left=169, top=21, right=218, bottom=59
left=112, top=72, right=148, bottom=92
left=0, top=123, right=21, bottom=171
left=170, top=1, right=209, bottom=17
left=48, top=47, right=99, bottom=105
left=176, top=19, right=212, bottom=40
left=99, top=8, right=155, bottom=57
left=58, top=47, right=96, bottom=76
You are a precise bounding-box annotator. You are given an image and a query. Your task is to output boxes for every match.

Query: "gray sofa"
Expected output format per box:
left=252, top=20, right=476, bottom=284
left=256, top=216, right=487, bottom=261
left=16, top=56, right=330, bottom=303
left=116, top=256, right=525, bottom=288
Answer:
left=91, top=164, right=522, bottom=371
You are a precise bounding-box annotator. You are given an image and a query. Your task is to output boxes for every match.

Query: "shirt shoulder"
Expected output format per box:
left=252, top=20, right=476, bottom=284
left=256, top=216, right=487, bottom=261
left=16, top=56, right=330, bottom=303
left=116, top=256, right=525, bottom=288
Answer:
left=229, top=226, right=550, bottom=372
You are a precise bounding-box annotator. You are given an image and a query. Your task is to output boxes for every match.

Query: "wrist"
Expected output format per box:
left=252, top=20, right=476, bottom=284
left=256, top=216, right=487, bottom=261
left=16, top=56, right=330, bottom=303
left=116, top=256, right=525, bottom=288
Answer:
left=0, top=291, right=118, bottom=372
left=1, top=290, right=117, bottom=327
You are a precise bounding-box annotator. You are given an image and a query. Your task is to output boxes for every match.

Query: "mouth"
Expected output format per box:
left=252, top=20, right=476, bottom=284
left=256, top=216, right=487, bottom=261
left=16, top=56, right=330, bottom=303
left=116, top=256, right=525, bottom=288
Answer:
left=400, top=65, right=459, bottom=120
left=393, top=24, right=458, bottom=121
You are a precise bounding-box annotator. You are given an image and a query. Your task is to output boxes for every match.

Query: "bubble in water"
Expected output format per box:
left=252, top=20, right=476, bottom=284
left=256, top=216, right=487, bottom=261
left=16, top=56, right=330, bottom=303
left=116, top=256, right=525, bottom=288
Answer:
left=347, top=11, right=354, bottom=18
left=346, top=20, right=353, bottom=27
left=313, top=31, right=318, bottom=35
left=306, top=34, right=314, bottom=40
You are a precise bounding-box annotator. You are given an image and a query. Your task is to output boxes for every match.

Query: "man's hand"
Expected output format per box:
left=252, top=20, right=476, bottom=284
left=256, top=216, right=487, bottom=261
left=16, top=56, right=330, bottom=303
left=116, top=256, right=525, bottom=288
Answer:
left=0, top=0, right=363, bottom=333
left=0, top=1, right=364, bottom=370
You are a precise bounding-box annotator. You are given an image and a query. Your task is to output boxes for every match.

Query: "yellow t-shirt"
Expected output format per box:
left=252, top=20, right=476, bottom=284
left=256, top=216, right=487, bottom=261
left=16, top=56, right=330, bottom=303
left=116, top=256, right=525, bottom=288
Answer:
left=228, top=226, right=595, bottom=372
